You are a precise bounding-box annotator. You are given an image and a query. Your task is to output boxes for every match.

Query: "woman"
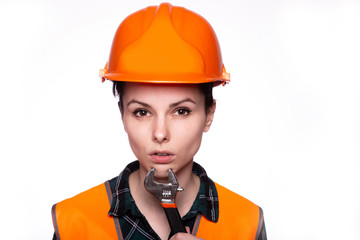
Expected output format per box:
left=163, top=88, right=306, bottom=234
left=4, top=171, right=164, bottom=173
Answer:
left=52, top=3, right=267, bottom=240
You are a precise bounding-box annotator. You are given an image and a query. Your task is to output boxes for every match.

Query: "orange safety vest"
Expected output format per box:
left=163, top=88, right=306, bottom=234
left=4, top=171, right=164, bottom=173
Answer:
left=52, top=181, right=263, bottom=240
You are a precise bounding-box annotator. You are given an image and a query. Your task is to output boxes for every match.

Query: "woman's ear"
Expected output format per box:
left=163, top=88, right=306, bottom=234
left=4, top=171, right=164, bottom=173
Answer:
left=204, top=100, right=216, bottom=132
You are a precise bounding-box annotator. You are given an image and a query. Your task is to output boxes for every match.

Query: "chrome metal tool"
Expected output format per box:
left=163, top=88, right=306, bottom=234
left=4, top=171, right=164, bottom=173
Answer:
left=144, top=168, right=186, bottom=238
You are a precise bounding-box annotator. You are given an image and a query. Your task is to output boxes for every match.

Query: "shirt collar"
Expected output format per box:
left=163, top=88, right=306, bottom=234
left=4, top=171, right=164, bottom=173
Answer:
left=108, top=161, right=219, bottom=223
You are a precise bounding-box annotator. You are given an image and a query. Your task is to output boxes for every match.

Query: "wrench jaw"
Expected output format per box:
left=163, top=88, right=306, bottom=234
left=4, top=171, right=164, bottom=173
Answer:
left=144, top=168, right=187, bottom=237
left=144, top=168, right=183, bottom=205
left=167, top=169, right=178, bottom=185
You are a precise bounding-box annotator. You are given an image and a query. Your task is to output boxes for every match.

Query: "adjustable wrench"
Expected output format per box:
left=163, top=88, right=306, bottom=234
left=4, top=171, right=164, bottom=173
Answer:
left=144, top=168, right=186, bottom=238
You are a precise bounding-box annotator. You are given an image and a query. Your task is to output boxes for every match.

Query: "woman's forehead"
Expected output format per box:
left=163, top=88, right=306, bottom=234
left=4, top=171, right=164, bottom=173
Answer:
left=122, top=83, right=203, bottom=101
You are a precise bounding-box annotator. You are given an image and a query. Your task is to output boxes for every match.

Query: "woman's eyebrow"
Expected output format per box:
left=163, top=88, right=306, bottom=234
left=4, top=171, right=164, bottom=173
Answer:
left=169, top=98, right=196, bottom=108
left=127, top=100, right=151, bottom=108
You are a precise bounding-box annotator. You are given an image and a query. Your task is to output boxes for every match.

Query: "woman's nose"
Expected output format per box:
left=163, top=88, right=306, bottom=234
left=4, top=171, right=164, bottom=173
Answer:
left=152, top=116, right=169, bottom=143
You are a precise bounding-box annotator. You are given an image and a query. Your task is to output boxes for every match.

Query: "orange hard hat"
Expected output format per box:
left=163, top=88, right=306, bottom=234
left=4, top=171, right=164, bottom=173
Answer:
left=100, top=2, right=230, bottom=86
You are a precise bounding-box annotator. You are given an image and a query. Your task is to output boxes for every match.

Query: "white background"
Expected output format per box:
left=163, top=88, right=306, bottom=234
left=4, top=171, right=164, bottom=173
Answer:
left=1, top=0, right=359, bottom=239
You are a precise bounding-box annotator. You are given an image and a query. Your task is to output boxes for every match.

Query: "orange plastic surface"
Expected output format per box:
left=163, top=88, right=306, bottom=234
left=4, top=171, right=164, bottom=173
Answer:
left=100, top=3, right=230, bottom=85
left=161, top=202, right=177, bottom=208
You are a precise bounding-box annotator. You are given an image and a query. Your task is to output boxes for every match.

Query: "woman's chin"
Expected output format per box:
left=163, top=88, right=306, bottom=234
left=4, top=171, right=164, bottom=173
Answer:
left=152, top=167, right=172, bottom=181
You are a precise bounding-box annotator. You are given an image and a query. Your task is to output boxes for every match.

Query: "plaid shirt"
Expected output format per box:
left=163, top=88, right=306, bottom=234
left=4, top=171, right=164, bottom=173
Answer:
left=107, top=161, right=219, bottom=240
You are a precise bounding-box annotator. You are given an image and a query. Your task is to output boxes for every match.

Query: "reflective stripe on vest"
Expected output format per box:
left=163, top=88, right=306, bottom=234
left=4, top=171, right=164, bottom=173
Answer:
left=52, top=181, right=262, bottom=239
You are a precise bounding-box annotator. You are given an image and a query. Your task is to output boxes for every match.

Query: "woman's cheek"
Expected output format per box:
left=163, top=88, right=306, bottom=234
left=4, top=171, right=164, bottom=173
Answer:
left=125, top=121, right=148, bottom=155
left=181, top=122, right=204, bottom=154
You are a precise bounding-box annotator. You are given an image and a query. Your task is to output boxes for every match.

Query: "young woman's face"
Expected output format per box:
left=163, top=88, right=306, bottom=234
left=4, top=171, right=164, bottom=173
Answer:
left=121, top=83, right=215, bottom=178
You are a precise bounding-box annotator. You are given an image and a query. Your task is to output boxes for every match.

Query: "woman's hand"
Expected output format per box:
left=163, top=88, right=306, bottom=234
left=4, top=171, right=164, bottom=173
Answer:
left=169, top=227, right=205, bottom=240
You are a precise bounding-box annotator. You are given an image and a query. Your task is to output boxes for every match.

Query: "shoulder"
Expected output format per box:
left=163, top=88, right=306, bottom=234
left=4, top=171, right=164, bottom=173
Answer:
left=214, top=182, right=262, bottom=226
left=56, top=183, right=105, bottom=207
left=195, top=182, right=264, bottom=239
left=53, top=177, right=117, bottom=214
left=52, top=183, right=108, bottom=225
left=52, top=178, right=118, bottom=239
left=214, top=182, right=259, bottom=210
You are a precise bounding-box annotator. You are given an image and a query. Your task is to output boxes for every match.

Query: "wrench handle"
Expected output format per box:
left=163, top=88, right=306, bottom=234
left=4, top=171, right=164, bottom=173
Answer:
left=163, top=205, right=186, bottom=238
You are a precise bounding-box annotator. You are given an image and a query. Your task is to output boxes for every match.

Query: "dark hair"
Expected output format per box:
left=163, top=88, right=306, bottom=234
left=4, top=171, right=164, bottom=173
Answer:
left=112, top=82, right=214, bottom=114
left=112, top=81, right=126, bottom=112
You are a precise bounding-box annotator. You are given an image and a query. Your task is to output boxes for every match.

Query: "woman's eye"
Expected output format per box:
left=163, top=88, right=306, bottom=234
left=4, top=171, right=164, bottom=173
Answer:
left=133, top=109, right=150, bottom=117
left=174, top=108, right=191, bottom=116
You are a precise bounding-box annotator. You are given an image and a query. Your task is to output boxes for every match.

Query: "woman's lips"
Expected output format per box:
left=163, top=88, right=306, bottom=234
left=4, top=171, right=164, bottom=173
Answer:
left=150, top=151, right=175, bottom=164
